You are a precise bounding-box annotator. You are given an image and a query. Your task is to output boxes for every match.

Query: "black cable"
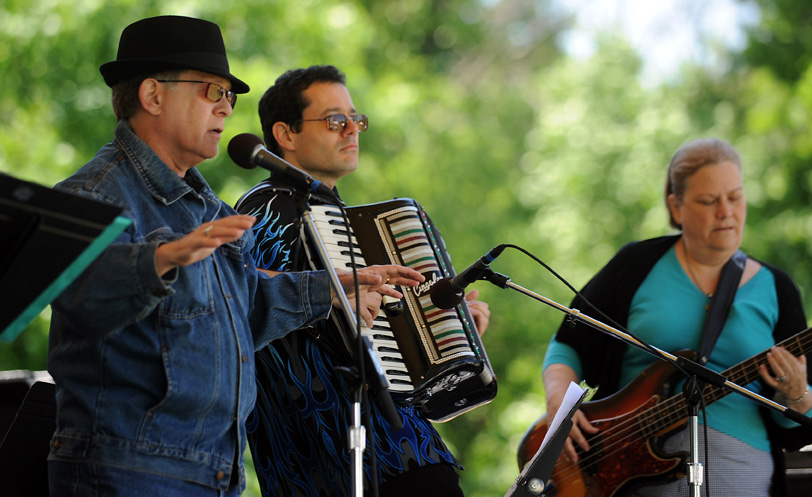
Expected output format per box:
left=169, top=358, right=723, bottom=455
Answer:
left=336, top=200, right=380, bottom=497
left=500, top=243, right=696, bottom=382
left=294, top=187, right=378, bottom=497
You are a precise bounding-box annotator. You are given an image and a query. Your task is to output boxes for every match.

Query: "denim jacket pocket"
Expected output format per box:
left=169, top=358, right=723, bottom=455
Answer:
left=141, top=258, right=224, bottom=447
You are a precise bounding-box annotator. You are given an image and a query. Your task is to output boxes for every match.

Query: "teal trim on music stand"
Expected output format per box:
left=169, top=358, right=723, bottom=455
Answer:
left=0, top=215, right=131, bottom=343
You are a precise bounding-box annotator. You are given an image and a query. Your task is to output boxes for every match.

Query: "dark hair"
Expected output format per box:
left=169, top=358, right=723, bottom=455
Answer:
left=111, top=69, right=182, bottom=121
left=258, top=65, right=347, bottom=155
left=665, top=137, right=742, bottom=229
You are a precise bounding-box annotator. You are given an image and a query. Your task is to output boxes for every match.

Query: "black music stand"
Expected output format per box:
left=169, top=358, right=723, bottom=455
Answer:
left=506, top=383, right=588, bottom=496
left=0, top=174, right=130, bottom=342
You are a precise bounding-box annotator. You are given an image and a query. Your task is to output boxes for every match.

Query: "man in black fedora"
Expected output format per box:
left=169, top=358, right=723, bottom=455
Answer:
left=46, top=15, right=423, bottom=497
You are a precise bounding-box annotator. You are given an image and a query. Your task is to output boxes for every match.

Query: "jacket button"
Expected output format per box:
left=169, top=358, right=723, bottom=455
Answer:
left=216, top=471, right=226, bottom=481
left=242, top=354, right=249, bottom=362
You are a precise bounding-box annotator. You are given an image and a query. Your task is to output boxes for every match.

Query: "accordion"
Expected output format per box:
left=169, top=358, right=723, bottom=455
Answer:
left=308, top=198, right=497, bottom=422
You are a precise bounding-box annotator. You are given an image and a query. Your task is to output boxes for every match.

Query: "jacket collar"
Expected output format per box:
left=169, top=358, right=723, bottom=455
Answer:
left=113, top=120, right=215, bottom=206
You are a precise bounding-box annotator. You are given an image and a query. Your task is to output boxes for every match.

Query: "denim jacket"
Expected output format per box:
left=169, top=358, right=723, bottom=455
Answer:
left=47, top=121, right=333, bottom=492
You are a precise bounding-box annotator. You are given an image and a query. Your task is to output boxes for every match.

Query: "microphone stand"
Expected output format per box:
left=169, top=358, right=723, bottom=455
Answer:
left=480, top=271, right=812, bottom=496
left=290, top=192, right=392, bottom=497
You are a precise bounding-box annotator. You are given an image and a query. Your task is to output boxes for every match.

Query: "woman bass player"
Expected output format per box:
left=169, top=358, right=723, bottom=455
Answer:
left=536, top=138, right=812, bottom=497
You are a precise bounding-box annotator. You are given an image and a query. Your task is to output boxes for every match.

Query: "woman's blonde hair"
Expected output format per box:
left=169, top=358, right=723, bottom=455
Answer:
left=665, top=138, right=741, bottom=229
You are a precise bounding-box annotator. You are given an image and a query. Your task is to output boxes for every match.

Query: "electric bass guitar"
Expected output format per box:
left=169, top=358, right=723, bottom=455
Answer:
left=516, top=326, right=812, bottom=497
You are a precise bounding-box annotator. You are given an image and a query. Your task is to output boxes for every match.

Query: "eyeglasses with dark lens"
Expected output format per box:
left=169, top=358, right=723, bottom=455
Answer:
left=155, top=80, right=237, bottom=108
left=296, top=114, right=369, bottom=132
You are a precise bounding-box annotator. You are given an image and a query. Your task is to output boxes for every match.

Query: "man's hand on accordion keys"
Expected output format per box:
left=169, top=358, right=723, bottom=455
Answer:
left=332, top=265, right=425, bottom=328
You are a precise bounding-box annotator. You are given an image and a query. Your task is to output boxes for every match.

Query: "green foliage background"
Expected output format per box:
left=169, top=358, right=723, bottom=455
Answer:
left=3, top=1, right=812, bottom=495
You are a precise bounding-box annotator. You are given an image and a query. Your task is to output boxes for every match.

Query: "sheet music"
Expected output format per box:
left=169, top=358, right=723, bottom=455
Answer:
left=539, top=381, right=587, bottom=452
left=505, top=381, right=588, bottom=497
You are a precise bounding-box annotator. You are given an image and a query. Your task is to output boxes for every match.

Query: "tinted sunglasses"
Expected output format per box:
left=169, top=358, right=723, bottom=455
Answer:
left=296, top=114, right=369, bottom=132
left=155, top=80, right=237, bottom=108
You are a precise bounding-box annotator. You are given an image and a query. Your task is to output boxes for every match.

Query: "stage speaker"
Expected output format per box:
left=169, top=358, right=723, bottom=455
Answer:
left=0, top=377, right=55, bottom=497
left=0, top=373, right=35, bottom=440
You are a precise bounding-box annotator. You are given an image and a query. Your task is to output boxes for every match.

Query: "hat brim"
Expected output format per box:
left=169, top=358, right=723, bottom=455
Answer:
left=99, top=59, right=250, bottom=94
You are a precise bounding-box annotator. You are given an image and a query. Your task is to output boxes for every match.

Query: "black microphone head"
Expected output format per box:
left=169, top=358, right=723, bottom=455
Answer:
left=228, top=133, right=264, bottom=170
left=430, top=277, right=464, bottom=310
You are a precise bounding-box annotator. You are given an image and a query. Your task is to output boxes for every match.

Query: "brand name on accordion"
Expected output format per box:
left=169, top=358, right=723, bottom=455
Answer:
left=412, top=271, right=441, bottom=298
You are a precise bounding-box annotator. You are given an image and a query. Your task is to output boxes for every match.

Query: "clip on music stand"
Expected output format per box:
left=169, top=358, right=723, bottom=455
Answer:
left=506, top=382, right=588, bottom=497
left=0, top=174, right=130, bottom=342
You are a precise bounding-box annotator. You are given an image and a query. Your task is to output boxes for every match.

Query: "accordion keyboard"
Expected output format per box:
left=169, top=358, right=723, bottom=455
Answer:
left=309, top=205, right=415, bottom=392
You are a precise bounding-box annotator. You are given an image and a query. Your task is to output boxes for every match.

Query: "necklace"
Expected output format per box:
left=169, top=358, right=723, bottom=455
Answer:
left=682, top=239, right=714, bottom=298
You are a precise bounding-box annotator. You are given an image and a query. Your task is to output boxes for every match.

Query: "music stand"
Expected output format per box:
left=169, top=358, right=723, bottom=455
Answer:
left=506, top=382, right=588, bottom=496
left=0, top=174, right=130, bottom=342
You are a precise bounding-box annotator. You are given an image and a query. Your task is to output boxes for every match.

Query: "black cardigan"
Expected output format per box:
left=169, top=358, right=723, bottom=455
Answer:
left=553, top=235, right=812, bottom=496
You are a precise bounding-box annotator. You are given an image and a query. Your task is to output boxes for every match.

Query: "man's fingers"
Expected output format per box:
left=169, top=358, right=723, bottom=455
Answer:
left=358, top=306, right=375, bottom=329
left=375, top=284, right=403, bottom=299
left=354, top=272, right=383, bottom=287
left=361, top=265, right=425, bottom=287
left=199, top=215, right=256, bottom=243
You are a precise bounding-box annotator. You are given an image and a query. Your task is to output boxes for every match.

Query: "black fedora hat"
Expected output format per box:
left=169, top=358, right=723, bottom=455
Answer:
left=100, top=15, right=249, bottom=94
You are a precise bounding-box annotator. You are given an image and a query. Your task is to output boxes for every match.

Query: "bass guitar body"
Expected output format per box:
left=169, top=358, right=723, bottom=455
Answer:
left=518, top=326, right=812, bottom=496
left=517, top=352, right=695, bottom=497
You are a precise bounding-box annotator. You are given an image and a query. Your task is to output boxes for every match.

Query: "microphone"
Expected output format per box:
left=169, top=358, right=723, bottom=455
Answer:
left=228, top=133, right=334, bottom=197
left=430, top=244, right=506, bottom=309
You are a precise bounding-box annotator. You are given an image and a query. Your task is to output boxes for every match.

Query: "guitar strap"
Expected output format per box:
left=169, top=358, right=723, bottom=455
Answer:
left=697, top=249, right=747, bottom=365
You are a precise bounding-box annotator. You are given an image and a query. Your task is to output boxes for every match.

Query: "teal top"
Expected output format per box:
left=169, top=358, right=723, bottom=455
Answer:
left=545, top=245, right=811, bottom=451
